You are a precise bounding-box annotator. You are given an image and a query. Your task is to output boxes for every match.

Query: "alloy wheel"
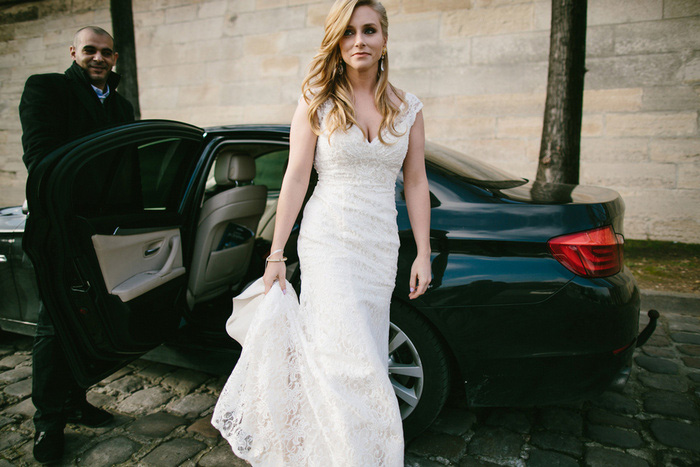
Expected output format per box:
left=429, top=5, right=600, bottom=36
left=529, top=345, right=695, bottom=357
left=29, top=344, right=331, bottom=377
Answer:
left=388, top=321, right=424, bottom=419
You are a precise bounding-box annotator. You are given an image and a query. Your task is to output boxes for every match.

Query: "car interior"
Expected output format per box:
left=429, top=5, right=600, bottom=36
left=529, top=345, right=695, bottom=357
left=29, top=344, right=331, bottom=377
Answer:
left=83, top=139, right=286, bottom=300
left=186, top=150, right=267, bottom=309
left=82, top=138, right=200, bottom=314
left=182, top=141, right=293, bottom=336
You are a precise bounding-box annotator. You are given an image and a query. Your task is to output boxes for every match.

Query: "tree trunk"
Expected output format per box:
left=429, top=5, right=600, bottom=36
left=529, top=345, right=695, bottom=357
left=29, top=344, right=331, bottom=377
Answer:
left=111, top=0, right=141, bottom=119
left=536, top=0, right=587, bottom=185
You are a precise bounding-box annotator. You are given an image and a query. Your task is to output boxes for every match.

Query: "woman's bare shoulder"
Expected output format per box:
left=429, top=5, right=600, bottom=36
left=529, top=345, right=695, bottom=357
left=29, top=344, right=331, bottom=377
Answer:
left=298, top=91, right=314, bottom=108
left=301, top=89, right=333, bottom=111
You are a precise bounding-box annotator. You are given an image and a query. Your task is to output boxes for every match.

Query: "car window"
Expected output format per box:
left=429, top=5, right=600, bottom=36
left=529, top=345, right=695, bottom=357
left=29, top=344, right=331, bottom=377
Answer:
left=205, top=143, right=289, bottom=196
left=254, top=149, right=288, bottom=193
left=138, top=138, right=200, bottom=210
left=425, top=141, right=528, bottom=189
left=72, top=136, right=200, bottom=216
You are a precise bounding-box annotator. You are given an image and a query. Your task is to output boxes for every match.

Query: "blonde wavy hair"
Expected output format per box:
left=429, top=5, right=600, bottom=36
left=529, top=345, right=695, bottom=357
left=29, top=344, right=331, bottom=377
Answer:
left=301, top=0, right=405, bottom=144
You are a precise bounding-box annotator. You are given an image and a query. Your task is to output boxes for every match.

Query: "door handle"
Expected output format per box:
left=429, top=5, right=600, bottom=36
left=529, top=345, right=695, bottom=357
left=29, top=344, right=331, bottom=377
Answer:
left=0, top=255, right=6, bottom=263
left=156, top=236, right=180, bottom=277
left=145, top=246, right=160, bottom=256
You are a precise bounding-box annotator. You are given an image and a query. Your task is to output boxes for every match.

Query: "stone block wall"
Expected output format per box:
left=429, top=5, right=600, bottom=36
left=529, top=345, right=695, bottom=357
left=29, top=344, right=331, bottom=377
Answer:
left=0, top=0, right=698, bottom=242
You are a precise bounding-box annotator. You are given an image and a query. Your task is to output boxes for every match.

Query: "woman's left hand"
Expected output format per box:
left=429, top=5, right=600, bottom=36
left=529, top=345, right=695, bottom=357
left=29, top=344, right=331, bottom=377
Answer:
left=408, top=254, right=432, bottom=300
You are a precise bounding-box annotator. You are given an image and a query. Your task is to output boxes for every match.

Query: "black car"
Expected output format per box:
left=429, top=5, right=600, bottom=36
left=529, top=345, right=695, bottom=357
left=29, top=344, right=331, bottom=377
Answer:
left=0, top=120, right=656, bottom=439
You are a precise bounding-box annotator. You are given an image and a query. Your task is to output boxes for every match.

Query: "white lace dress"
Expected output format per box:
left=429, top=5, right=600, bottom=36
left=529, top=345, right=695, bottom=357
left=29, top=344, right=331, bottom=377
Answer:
left=212, top=92, right=424, bottom=466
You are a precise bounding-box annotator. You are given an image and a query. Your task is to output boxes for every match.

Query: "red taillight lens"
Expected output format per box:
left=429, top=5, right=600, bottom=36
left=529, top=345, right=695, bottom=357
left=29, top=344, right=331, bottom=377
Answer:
left=548, top=226, right=623, bottom=278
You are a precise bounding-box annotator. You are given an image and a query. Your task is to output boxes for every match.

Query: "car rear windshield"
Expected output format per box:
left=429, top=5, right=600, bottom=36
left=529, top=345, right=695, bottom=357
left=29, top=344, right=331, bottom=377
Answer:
left=425, top=142, right=528, bottom=189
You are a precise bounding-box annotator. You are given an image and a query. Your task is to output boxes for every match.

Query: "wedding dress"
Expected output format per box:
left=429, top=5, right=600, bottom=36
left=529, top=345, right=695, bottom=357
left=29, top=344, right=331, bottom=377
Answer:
left=212, top=92, right=424, bottom=466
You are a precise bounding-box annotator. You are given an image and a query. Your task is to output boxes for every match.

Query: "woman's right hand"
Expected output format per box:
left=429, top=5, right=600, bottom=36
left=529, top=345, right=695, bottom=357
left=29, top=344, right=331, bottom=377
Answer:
left=263, top=260, right=287, bottom=295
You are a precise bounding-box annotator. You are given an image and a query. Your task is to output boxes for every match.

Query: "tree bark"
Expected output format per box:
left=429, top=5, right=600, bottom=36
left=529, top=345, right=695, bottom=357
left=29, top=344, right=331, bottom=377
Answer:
left=111, top=0, right=141, bottom=119
left=536, top=0, right=587, bottom=185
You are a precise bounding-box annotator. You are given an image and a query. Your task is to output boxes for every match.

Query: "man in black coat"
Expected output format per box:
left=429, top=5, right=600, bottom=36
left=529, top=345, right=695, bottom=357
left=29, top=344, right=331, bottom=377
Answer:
left=19, top=26, right=134, bottom=464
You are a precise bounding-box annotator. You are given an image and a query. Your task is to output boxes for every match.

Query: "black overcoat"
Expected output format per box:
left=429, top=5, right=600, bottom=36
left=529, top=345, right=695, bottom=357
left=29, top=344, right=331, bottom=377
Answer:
left=19, top=61, right=135, bottom=173
left=18, top=63, right=135, bottom=428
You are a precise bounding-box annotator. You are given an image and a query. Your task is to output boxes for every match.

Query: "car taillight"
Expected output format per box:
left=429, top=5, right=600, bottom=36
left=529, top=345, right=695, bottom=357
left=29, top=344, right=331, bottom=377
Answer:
left=548, top=226, right=623, bottom=278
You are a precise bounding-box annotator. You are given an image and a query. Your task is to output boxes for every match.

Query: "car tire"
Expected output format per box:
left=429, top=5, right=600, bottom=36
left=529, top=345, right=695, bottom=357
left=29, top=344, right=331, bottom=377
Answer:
left=389, top=301, right=450, bottom=440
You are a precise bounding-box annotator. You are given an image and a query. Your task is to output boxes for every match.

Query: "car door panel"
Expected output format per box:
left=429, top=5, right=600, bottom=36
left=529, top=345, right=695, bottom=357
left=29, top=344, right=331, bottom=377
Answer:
left=23, top=121, right=207, bottom=386
left=92, top=228, right=185, bottom=302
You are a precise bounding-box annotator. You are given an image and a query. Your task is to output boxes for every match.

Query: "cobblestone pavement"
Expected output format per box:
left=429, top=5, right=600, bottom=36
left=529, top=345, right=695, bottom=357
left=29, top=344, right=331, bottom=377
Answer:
left=1, top=304, right=699, bottom=466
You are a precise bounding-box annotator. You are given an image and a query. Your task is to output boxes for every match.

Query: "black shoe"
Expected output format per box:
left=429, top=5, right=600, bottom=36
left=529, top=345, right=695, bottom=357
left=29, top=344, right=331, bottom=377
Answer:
left=66, top=402, right=113, bottom=427
left=33, top=430, right=64, bottom=464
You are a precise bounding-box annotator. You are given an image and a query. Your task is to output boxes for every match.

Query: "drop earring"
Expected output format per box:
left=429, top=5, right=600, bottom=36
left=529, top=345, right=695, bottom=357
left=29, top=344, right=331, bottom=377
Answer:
left=380, top=48, right=386, bottom=72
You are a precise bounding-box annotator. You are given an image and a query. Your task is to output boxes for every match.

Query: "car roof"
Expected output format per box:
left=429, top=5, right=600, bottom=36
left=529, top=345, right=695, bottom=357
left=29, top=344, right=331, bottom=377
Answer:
left=204, top=124, right=291, bottom=137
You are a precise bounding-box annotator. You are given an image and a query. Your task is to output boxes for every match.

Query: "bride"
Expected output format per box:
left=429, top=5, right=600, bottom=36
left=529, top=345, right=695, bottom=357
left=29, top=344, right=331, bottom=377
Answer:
left=212, top=1, right=431, bottom=465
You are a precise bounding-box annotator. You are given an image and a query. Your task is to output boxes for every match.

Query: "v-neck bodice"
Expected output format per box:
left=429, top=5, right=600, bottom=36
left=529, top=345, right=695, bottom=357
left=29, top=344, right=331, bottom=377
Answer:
left=313, top=92, right=423, bottom=189
left=353, top=99, right=408, bottom=144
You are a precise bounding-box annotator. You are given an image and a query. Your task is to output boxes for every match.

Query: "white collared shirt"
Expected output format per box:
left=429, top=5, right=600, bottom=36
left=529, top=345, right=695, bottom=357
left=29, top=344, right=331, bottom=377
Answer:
left=91, top=84, right=110, bottom=104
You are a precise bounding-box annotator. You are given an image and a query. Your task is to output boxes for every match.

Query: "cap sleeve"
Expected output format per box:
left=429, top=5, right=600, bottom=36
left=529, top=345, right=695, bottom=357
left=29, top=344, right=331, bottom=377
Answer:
left=402, top=92, right=423, bottom=129
left=300, top=93, right=332, bottom=126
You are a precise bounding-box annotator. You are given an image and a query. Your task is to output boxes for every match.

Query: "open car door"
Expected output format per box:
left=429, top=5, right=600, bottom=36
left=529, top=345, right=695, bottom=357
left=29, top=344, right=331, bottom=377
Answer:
left=24, top=121, right=207, bottom=387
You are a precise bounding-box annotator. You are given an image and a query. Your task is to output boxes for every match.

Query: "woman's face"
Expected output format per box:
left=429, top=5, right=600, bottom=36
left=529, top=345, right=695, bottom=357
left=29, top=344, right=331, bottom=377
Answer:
left=339, top=5, right=386, bottom=73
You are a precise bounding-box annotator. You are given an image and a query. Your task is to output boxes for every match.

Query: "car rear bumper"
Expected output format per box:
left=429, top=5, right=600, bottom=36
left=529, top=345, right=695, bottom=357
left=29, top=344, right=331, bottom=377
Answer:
left=463, top=342, right=637, bottom=407
left=437, top=269, right=644, bottom=407
left=464, top=307, right=659, bottom=405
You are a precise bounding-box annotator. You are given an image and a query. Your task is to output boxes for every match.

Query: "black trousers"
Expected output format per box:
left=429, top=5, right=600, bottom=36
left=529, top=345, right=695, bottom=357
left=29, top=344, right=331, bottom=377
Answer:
left=32, top=301, right=86, bottom=432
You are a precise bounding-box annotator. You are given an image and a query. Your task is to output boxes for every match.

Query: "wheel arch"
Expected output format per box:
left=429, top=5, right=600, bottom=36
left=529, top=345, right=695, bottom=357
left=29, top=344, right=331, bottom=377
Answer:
left=390, top=296, right=462, bottom=386
left=389, top=297, right=459, bottom=439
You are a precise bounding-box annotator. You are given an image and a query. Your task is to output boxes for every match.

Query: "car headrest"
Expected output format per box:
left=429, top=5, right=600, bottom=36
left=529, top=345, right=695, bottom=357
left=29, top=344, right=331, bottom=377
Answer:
left=214, top=152, right=255, bottom=186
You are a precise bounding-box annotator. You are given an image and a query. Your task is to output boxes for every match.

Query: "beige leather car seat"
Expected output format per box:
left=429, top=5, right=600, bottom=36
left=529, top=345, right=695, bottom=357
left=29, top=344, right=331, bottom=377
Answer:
left=187, top=151, right=267, bottom=307
left=257, top=198, right=278, bottom=242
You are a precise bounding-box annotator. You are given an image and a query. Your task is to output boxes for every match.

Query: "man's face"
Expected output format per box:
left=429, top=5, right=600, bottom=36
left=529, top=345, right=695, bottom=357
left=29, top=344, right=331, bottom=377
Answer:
left=70, top=30, right=118, bottom=90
